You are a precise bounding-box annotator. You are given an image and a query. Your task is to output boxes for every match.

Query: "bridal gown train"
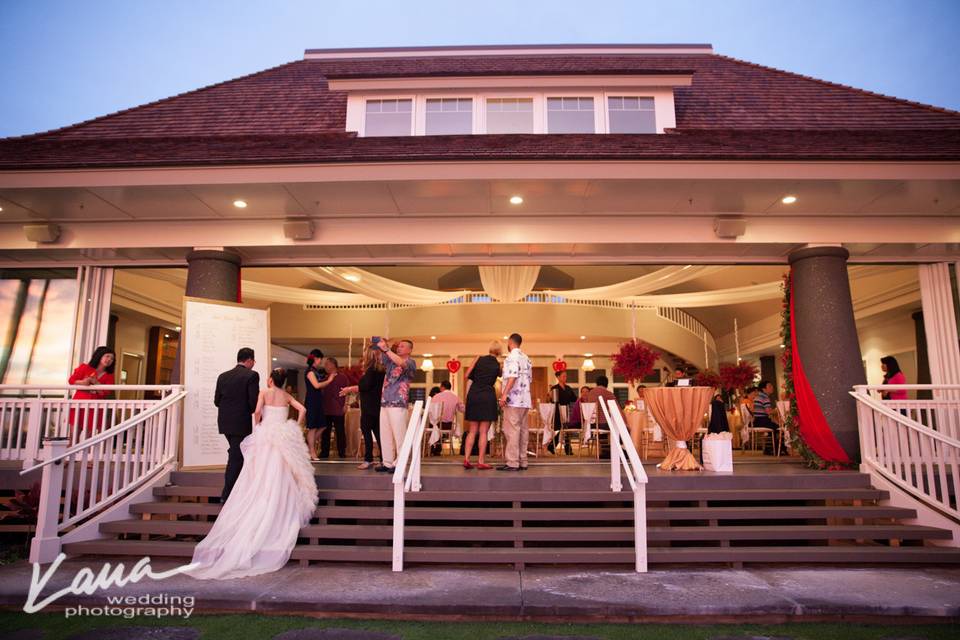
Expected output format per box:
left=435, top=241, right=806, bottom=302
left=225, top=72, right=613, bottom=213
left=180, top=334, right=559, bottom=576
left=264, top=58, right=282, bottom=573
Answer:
left=189, top=405, right=318, bottom=580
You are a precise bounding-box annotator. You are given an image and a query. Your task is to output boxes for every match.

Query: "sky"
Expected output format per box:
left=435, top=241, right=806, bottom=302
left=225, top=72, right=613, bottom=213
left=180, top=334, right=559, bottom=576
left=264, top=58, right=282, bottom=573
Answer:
left=0, top=0, right=959, bottom=138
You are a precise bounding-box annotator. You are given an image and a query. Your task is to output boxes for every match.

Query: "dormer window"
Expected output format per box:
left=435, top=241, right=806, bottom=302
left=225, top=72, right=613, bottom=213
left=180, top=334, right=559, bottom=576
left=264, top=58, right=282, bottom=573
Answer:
left=364, top=99, right=413, bottom=136
left=337, top=74, right=689, bottom=137
left=608, top=96, right=656, bottom=134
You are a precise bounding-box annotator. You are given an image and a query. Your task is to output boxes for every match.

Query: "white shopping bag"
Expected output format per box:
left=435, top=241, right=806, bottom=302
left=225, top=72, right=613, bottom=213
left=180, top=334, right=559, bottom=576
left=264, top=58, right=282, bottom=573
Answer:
left=702, top=438, right=733, bottom=472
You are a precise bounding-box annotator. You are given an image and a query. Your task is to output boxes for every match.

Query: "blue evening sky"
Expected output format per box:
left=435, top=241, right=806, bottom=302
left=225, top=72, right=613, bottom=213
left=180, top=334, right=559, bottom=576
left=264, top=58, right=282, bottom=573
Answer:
left=1, top=0, right=958, bottom=138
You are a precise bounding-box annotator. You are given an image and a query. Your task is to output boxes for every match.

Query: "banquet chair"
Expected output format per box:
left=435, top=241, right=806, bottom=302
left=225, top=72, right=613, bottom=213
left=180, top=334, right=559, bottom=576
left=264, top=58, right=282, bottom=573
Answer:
left=738, top=404, right=754, bottom=450
left=775, top=400, right=792, bottom=457
left=578, top=403, right=599, bottom=458
left=422, top=402, right=446, bottom=456
left=560, top=406, right=585, bottom=457
left=526, top=408, right=545, bottom=457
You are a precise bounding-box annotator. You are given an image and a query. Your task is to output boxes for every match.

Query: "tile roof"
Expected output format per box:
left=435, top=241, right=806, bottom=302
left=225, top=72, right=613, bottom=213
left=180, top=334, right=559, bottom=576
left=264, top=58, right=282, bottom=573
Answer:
left=2, top=52, right=959, bottom=168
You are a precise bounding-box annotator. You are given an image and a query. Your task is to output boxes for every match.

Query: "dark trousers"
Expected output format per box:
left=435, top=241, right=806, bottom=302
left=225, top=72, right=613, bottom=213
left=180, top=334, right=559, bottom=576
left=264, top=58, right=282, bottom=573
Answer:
left=548, top=424, right=574, bottom=455
left=222, top=433, right=246, bottom=502
left=320, top=414, right=347, bottom=458
left=360, top=414, right=381, bottom=463
left=754, top=416, right=781, bottom=454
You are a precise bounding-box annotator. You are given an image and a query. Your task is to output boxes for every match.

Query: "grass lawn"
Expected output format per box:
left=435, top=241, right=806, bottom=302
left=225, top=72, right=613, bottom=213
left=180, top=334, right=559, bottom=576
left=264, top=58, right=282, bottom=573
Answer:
left=1, top=613, right=958, bottom=640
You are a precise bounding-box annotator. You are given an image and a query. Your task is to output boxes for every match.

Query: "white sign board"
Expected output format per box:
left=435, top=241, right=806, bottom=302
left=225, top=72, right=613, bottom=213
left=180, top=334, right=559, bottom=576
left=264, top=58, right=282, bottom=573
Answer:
left=182, top=299, right=270, bottom=468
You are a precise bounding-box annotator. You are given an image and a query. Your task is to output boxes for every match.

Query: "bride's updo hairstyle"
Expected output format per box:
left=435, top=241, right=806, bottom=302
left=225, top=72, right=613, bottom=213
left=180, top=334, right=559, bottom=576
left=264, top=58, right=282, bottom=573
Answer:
left=270, top=368, right=287, bottom=388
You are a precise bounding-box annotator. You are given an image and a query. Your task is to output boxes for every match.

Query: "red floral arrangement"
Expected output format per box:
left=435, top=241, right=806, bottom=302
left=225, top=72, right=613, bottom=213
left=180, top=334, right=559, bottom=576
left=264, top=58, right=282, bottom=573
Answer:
left=342, top=364, right=365, bottom=386
left=611, top=340, right=659, bottom=383
left=693, top=369, right=721, bottom=388
left=718, top=360, right=759, bottom=392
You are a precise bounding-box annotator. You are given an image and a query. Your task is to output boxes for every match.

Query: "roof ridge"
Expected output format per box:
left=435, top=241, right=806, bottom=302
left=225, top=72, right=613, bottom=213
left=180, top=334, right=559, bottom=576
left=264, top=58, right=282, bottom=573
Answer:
left=713, top=53, right=960, bottom=119
left=2, top=59, right=305, bottom=142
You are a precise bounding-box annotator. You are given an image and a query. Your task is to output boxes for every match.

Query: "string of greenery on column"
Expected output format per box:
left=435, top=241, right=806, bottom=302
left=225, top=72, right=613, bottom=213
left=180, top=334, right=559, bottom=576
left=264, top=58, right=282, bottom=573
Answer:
left=780, top=271, right=840, bottom=469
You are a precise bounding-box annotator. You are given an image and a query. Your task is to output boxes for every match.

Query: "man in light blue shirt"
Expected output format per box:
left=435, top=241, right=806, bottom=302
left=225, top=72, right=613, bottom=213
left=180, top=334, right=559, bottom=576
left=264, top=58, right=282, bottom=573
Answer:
left=498, top=333, right=532, bottom=471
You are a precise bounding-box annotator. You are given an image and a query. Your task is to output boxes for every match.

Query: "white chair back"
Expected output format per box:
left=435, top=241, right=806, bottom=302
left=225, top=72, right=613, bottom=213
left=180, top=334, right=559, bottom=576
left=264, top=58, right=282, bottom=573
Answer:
left=580, top=402, right=597, bottom=442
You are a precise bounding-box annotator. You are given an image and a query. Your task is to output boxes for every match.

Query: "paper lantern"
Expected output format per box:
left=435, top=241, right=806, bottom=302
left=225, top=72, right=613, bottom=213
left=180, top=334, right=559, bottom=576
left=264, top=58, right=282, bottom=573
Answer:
left=552, top=359, right=568, bottom=372
left=446, top=359, right=461, bottom=373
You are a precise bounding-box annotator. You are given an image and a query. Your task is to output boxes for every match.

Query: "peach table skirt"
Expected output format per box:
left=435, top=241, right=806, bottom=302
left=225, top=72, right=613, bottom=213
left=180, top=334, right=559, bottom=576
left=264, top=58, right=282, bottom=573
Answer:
left=345, top=408, right=362, bottom=458
left=646, top=387, right=714, bottom=471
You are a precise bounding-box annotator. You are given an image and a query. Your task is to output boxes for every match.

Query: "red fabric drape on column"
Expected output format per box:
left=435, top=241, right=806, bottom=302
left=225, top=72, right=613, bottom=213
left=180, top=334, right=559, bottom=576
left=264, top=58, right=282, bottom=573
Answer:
left=789, top=272, right=851, bottom=464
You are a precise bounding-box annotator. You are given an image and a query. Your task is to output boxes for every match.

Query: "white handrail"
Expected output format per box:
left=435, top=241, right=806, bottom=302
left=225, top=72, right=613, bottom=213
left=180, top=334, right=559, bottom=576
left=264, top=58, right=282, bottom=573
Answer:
left=0, top=385, right=181, bottom=392
left=851, top=387, right=960, bottom=523
left=599, top=398, right=648, bottom=572
left=20, top=389, right=187, bottom=475
left=391, top=398, right=429, bottom=572
left=26, top=387, right=186, bottom=563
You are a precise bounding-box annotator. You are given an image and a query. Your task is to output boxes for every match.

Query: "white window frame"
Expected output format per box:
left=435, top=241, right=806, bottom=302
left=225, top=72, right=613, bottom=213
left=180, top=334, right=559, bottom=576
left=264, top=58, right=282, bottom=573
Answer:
left=349, top=89, right=671, bottom=136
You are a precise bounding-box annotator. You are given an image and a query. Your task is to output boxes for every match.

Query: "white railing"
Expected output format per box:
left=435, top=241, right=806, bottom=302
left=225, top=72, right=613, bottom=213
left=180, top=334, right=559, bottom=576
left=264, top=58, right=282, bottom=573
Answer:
left=599, top=398, right=649, bottom=572
left=20, top=386, right=186, bottom=563
left=852, top=384, right=960, bottom=522
left=0, top=385, right=182, bottom=467
left=391, top=398, right=429, bottom=572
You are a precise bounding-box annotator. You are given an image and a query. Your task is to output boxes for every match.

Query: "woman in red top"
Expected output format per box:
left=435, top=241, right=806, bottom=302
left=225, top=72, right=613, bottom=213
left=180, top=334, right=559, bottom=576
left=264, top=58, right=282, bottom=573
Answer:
left=68, top=346, right=116, bottom=439
left=880, top=355, right=908, bottom=401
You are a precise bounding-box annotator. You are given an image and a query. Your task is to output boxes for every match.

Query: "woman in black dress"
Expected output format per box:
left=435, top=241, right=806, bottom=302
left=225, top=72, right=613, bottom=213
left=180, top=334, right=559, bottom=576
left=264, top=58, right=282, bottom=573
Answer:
left=462, top=341, right=502, bottom=470
left=304, top=349, right=333, bottom=461
left=340, top=343, right=386, bottom=470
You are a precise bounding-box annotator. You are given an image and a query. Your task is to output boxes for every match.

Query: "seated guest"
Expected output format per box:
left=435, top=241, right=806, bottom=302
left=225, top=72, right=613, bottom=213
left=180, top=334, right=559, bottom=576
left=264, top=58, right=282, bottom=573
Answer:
left=633, top=384, right=646, bottom=410
left=432, top=380, right=463, bottom=455
left=568, top=385, right=590, bottom=430
left=585, top=376, right=622, bottom=459
left=752, top=380, right=781, bottom=455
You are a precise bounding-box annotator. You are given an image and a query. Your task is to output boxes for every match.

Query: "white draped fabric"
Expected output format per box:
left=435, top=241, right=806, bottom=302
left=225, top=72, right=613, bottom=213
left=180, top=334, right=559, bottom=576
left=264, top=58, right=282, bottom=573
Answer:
left=556, top=266, right=725, bottom=300
left=479, top=266, right=541, bottom=302
left=538, top=402, right=556, bottom=445
left=625, top=281, right=783, bottom=308
left=297, top=267, right=467, bottom=305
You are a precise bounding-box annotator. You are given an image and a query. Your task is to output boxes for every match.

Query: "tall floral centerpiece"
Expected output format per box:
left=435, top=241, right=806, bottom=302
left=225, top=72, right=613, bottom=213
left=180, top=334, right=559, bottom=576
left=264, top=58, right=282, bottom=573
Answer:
left=611, top=340, right=659, bottom=384
left=718, top=361, right=759, bottom=393
left=693, top=369, right=721, bottom=389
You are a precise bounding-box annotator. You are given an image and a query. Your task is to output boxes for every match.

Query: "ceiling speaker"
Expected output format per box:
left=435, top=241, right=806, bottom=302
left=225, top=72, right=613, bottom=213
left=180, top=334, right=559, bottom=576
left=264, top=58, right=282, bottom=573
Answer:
left=282, top=220, right=314, bottom=241
left=713, top=217, right=746, bottom=239
left=24, top=223, right=61, bottom=243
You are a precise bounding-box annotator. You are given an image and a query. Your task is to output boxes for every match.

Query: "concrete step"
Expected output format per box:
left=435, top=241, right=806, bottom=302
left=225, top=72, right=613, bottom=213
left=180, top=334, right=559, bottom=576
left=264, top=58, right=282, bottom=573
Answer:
left=99, top=519, right=953, bottom=542
left=62, top=538, right=960, bottom=565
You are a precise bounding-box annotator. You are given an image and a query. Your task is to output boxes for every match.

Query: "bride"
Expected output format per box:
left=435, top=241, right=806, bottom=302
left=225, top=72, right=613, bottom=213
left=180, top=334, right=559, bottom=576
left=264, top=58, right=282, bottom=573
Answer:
left=189, top=368, right=319, bottom=580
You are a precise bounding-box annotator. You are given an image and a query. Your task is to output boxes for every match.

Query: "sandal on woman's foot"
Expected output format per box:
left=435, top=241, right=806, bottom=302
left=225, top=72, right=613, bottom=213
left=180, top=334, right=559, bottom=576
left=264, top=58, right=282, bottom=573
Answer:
left=463, top=460, right=474, bottom=469
left=357, top=461, right=372, bottom=470
left=476, top=463, right=493, bottom=470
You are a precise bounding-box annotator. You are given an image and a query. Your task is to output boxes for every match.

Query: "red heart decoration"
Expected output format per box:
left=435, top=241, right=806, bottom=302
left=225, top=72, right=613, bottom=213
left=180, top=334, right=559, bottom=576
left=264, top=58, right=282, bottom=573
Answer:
left=552, top=359, right=568, bottom=372
left=446, top=359, right=461, bottom=373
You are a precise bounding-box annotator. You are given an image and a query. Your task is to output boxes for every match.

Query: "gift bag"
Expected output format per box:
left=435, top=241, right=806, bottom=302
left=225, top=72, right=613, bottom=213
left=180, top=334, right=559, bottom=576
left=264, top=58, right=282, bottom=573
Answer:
left=702, top=435, right=733, bottom=472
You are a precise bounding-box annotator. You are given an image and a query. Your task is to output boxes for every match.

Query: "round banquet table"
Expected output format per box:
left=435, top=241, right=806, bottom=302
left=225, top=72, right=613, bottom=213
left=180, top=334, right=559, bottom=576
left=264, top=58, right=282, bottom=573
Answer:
left=645, top=386, right=714, bottom=471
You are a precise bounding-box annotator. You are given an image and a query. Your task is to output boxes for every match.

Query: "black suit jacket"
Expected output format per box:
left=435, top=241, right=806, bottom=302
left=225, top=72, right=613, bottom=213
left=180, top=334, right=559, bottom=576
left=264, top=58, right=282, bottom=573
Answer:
left=214, top=365, right=260, bottom=436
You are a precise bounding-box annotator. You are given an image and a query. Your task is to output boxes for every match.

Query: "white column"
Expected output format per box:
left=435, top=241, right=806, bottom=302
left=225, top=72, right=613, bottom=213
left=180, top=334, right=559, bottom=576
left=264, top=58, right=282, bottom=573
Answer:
left=72, top=266, right=114, bottom=366
left=918, top=263, right=960, bottom=385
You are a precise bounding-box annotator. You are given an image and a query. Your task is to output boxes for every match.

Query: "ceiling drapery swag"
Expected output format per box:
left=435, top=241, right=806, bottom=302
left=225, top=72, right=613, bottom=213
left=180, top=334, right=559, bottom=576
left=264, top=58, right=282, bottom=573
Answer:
left=625, top=281, right=783, bottom=308
left=297, top=267, right=467, bottom=305
left=555, top=266, right=726, bottom=300
left=479, top=266, right=541, bottom=302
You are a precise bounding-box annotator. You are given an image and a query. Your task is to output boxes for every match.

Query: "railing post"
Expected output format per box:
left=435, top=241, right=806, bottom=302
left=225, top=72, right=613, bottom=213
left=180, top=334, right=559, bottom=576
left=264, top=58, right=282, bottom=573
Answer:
left=635, top=484, right=647, bottom=573
left=23, top=397, right=44, bottom=468
left=392, top=481, right=405, bottom=572
left=29, top=438, right=69, bottom=564
left=609, top=412, right=622, bottom=492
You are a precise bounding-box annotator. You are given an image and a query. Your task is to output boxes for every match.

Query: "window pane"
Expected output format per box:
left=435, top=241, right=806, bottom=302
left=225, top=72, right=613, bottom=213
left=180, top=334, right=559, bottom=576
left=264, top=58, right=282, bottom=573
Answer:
left=547, top=96, right=594, bottom=133
left=486, top=98, right=534, bottom=133
left=608, top=96, right=656, bottom=134
left=425, top=98, right=472, bottom=135
left=365, top=99, right=413, bottom=136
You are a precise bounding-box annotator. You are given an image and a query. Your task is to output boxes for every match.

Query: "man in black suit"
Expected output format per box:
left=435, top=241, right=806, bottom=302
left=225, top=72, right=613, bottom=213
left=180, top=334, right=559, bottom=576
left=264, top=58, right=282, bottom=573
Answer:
left=214, top=347, right=259, bottom=502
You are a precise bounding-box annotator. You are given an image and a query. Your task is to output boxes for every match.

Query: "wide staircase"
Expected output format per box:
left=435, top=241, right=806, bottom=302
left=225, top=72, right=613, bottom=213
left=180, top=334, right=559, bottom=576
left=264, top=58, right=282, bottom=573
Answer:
left=62, top=462, right=960, bottom=568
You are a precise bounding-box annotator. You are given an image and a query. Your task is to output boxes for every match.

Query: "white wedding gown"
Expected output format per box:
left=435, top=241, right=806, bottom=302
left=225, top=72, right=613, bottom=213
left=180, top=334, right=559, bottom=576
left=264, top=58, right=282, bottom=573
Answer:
left=188, top=405, right=318, bottom=580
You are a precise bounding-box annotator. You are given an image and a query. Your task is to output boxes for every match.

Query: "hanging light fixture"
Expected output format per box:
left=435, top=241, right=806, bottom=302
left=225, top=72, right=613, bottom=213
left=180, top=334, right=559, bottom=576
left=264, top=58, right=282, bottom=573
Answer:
left=582, top=357, right=596, bottom=371
left=421, top=355, right=435, bottom=371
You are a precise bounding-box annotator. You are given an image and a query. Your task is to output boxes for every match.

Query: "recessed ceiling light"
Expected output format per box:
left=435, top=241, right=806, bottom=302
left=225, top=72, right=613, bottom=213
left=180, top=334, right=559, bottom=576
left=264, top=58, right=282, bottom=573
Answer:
left=509, top=195, right=524, bottom=205
left=781, top=195, right=797, bottom=204
left=584, top=353, right=593, bottom=357
left=272, top=357, right=278, bottom=361
left=164, top=334, right=170, bottom=339
left=430, top=336, right=437, bottom=340
left=780, top=344, right=786, bottom=348
left=579, top=335, right=586, bottom=340
left=342, top=273, right=361, bottom=282
left=233, top=199, right=248, bottom=208
left=175, top=326, right=181, bottom=331
left=502, top=335, right=509, bottom=340
left=0, top=206, right=4, bottom=212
